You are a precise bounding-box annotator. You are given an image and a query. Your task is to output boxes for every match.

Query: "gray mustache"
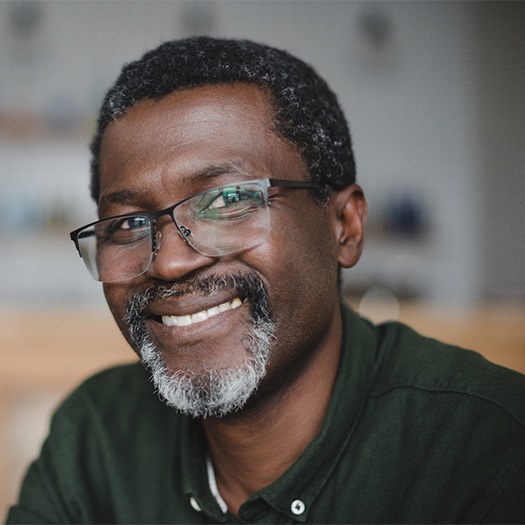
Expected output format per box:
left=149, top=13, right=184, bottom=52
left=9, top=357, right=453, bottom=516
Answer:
left=125, top=273, right=272, bottom=323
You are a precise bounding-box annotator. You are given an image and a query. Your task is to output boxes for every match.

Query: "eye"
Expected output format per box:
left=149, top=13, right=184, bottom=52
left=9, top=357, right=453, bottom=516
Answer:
left=207, top=187, right=243, bottom=209
left=102, top=215, right=151, bottom=244
left=195, top=186, right=264, bottom=220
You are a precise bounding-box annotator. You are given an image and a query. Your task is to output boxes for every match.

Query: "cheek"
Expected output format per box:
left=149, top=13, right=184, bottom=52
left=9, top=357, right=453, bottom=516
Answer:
left=254, top=211, right=339, bottom=320
left=103, top=284, right=135, bottom=346
left=243, top=213, right=340, bottom=382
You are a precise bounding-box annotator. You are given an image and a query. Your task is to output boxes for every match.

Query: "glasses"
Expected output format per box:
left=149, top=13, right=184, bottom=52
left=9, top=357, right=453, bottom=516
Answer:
left=70, top=178, right=318, bottom=283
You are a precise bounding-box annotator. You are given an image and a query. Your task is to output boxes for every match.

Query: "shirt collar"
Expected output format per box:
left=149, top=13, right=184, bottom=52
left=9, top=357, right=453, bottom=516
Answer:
left=181, top=419, right=229, bottom=521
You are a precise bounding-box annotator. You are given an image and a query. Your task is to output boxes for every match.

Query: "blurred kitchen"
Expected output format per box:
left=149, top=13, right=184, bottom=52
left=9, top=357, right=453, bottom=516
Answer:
left=1, top=0, right=524, bottom=517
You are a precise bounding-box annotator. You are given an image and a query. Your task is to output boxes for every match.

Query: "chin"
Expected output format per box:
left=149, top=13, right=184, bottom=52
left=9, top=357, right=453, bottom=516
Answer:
left=140, top=339, right=269, bottom=418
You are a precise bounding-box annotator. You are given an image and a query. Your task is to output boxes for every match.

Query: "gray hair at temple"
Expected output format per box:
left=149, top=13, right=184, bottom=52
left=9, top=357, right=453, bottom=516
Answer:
left=89, top=36, right=356, bottom=202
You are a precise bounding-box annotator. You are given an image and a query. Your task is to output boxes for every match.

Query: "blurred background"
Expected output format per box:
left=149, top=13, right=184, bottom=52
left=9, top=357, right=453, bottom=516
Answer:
left=1, top=0, right=524, bottom=517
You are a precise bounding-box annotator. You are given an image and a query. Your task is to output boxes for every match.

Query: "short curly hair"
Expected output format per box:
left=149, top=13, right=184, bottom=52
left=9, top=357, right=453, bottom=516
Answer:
left=90, top=37, right=356, bottom=202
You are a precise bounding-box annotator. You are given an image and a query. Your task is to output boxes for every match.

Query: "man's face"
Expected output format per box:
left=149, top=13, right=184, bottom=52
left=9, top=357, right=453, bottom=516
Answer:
left=98, top=83, right=343, bottom=417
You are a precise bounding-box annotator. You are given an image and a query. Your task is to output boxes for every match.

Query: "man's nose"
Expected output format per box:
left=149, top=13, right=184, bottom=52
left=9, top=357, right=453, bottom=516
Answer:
left=146, top=222, right=215, bottom=281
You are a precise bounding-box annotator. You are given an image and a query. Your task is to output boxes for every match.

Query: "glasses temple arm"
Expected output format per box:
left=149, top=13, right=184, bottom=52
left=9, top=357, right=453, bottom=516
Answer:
left=268, top=179, right=319, bottom=189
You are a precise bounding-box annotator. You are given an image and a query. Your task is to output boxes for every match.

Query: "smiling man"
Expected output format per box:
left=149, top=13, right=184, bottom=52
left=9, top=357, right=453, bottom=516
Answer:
left=96, top=83, right=348, bottom=425
left=7, top=38, right=525, bottom=524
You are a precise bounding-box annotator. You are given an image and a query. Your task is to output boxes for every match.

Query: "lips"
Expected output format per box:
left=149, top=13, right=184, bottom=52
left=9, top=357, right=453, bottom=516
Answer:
left=128, top=274, right=269, bottom=342
left=161, top=297, right=243, bottom=327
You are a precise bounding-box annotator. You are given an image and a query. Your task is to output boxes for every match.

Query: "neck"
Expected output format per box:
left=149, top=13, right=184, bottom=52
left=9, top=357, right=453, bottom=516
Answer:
left=202, top=307, right=343, bottom=516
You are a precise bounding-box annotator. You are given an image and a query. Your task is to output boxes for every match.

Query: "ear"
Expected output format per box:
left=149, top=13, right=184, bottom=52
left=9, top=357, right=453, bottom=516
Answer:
left=331, top=184, right=368, bottom=268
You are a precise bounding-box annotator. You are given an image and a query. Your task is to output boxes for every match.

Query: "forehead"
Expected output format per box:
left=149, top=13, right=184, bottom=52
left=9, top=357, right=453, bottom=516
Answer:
left=97, top=83, right=307, bottom=209
left=102, top=83, right=275, bottom=153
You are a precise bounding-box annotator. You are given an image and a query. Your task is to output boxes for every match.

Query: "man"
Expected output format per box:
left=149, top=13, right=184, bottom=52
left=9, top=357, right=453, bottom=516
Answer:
left=7, top=37, right=525, bottom=524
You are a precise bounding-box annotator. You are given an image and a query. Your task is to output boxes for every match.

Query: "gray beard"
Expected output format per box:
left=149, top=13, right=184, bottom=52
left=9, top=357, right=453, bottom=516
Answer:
left=125, top=274, right=275, bottom=418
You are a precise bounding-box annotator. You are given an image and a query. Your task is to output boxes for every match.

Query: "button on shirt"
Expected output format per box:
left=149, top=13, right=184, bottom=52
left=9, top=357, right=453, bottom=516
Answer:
left=7, top=306, right=525, bottom=523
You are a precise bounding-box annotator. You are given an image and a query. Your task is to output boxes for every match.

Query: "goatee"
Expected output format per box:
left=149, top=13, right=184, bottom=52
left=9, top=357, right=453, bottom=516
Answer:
left=124, top=273, right=275, bottom=418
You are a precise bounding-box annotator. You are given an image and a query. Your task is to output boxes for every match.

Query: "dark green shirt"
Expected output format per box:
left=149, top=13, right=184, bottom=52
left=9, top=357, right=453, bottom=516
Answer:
left=7, top=307, right=525, bottom=524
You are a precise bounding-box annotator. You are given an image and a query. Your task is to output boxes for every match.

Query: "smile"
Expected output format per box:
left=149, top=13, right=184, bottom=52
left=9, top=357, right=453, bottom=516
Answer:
left=161, top=297, right=243, bottom=327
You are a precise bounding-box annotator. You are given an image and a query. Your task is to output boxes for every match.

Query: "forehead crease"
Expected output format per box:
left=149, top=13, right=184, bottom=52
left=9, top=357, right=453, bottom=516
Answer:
left=99, top=188, right=139, bottom=207
left=99, top=160, right=253, bottom=206
left=187, top=160, right=252, bottom=184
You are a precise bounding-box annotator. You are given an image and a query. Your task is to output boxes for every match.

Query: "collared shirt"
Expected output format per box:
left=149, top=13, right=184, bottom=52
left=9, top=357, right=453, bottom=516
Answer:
left=7, top=306, right=525, bottom=523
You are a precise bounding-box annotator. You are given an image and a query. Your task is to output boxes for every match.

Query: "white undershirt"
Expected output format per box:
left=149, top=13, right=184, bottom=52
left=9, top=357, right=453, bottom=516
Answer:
left=206, top=455, right=228, bottom=514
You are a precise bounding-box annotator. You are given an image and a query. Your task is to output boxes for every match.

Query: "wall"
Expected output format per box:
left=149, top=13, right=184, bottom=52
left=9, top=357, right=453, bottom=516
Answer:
left=473, top=2, right=525, bottom=300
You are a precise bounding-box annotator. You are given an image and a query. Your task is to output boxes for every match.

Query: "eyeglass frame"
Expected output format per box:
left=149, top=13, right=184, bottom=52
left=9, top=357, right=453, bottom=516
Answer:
left=70, top=178, right=320, bottom=279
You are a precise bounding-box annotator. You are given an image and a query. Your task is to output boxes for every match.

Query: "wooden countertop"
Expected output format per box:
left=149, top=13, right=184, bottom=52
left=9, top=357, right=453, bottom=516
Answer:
left=2, top=301, right=524, bottom=384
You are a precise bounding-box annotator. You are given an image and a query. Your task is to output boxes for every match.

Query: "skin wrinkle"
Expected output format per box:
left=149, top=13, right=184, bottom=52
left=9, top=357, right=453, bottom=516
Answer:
left=98, top=161, right=255, bottom=216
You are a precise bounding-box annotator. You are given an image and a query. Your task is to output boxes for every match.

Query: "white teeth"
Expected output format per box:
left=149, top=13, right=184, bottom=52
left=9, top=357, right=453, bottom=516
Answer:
left=191, top=311, right=208, bottom=323
left=161, top=298, right=243, bottom=327
left=177, top=315, right=192, bottom=327
left=218, top=302, right=230, bottom=313
left=230, top=297, right=242, bottom=309
left=207, top=306, right=219, bottom=317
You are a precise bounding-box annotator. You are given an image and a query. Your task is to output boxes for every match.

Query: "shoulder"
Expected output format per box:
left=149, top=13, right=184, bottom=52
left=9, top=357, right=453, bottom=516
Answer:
left=371, top=319, right=525, bottom=425
left=60, top=362, right=153, bottom=407
left=42, top=362, right=182, bottom=483
left=52, top=362, right=174, bottom=436
left=8, top=364, right=187, bottom=523
left=73, top=361, right=153, bottom=397
left=355, top=317, right=525, bottom=521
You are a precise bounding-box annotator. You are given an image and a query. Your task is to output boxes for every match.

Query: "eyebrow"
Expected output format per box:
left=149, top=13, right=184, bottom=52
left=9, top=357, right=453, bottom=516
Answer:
left=187, top=161, right=252, bottom=187
left=99, top=161, right=252, bottom=208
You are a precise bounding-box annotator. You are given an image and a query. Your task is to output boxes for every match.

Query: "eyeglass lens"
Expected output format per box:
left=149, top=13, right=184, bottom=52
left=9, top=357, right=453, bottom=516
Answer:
left=75, top=181, right=270, bottom=283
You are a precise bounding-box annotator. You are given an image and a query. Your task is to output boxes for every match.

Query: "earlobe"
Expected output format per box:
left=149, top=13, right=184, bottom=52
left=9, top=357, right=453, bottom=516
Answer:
left=333, top=184, right=368, bottom=268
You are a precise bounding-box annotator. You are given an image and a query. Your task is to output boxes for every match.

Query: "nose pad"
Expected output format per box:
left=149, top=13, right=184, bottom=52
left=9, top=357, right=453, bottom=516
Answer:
left=152, top=224, right=195, bottom=259
left=179, top=225, right=191, bottom=238
left=148, top=222, right=213, bottom=281
left=153, top=231, right=162, bottom=256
